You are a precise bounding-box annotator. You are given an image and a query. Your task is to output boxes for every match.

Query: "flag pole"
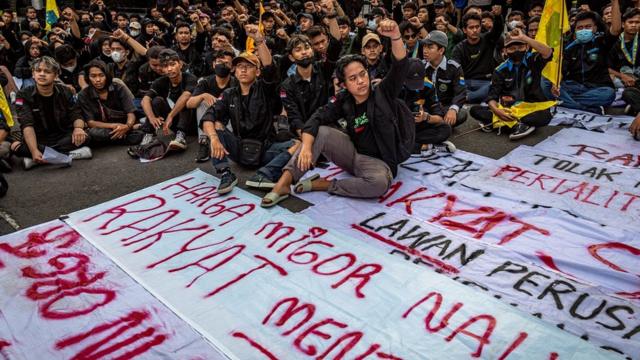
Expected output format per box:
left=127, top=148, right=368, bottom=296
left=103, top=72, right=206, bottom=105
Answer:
left=556, top=0, right=565, bottom=87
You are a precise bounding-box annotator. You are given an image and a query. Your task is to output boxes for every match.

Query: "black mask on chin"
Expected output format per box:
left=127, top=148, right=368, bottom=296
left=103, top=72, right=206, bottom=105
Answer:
left=214, top=63, right=231, bottom=77
left=295, top=57, right=314, bottom=68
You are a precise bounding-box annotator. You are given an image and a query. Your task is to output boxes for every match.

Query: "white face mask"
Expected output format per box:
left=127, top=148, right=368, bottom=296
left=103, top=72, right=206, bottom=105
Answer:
left=22, top=39, right=29, bottom=46
left=111, top=51, right=124, bottom=63
left=508, top=20, right=519, bottom=30
left=0, top=43, right=4, bottom=50
left=130, top=30, right=140, bottom=37
left=62, top=64, right=76, bottom=72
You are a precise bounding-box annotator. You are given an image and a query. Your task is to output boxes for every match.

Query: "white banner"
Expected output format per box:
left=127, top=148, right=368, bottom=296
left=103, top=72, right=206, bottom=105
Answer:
left=461, top=146, right=640, bottom=230
left=303, top=200, right=640, bottom=359
left=63, top=170, right=616, bottom=359
left=549, top=107, right=634, bottom=131
left=297, top=150, right=491, bottom=205
left=0, top=221, right=225, bottom=359
left=534, top=127, right=640, bottom=168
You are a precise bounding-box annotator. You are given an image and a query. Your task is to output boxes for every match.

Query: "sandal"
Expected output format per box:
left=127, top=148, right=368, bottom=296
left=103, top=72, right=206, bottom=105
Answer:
left=294, top=174, right=320, bottom=194
left=261, top=191, right=289, bottom=208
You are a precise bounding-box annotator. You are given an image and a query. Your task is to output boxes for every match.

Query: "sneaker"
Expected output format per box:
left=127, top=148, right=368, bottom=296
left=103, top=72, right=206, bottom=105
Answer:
left=245, top=173, right=276, bottom=189
left=169, top=131, right=187, bottom=151
left=217, top=169, right=237, bottom=194
left=509, top=123, right=536, bottom=140
left=420, top=141, right=456, bottom=157
left=479, top=121, right=493, bottom=133
left=195, top=136, right=210, bottom=163
left=23, top=157, right=36, bottom=170
left=625, top=104, right=633, bottom=115
left=69, top=146, right=93, bottom=160
left=140, top=133, right=154, bottom=146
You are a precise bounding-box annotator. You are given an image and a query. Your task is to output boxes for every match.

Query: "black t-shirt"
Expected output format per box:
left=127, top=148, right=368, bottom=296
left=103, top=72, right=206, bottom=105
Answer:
left=38, top=94, right=60, bottom=140
left=148, top=72, right=197, bottom=103
left=351, top=101, right=380, bottom=159
left=192, top=75, right=238, bottom=98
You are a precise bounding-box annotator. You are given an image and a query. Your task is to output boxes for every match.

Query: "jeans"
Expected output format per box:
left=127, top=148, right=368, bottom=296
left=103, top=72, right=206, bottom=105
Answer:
left=542, top=79, right=615, bottom=113
left=466, top=79, right=491, bottom=104
left=211, top=128, right=294, bottom=181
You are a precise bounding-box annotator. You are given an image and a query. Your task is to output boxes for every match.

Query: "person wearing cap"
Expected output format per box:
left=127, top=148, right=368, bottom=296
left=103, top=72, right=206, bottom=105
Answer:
left=422, top=30, right=468, bottom=128
left=78, top=59, right=144, bottom=146
left=141, top=48, right=197, bottom=151
left=401, top=58, right=454, bottom=156
left=297, top=13, right=315, bottom=33
left=469, top=29, right=553, bottom=140
left=263, top=19, right=414, bottom=207
left=129, top=21, right=142, bottom=38
left=280, top=34, right=338, bottom=138
left=201, top=24, right=299, bottom=195
left=361, top=32, right=389, bottom=81
left=452, top=9, right=503, bottom=104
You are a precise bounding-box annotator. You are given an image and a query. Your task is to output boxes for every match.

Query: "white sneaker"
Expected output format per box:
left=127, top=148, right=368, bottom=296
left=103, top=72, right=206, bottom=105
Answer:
left=23, top=157, right=36, bottom=170
left=69, top=146, right=93, bottom=160
left=419, top=141, right=456, bottom=157
left=169, top=131, right=187, bottom=151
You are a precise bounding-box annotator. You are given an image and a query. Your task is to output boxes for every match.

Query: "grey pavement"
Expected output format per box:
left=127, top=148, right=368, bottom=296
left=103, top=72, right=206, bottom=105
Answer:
left=0, top=118, right=561, bottom=235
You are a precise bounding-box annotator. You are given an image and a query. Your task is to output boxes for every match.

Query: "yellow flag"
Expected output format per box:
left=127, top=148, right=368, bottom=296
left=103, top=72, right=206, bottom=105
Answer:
left=0, top=86, right=13, bottom=127
left=246, top=1, right=266, bottom=54
left=535, top=0, right=570, bottom=86
left=45, top=0, right=60, bottom=31
left=492, top=101, right=557, bottom=128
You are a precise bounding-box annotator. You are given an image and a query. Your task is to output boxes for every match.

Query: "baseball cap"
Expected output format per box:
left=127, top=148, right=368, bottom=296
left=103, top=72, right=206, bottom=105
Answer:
left=404, top=58, right=426, bottom=91
left=434, top=0, right=446, bottom=8
left=158, top=49, right=180, bottom=64
left=421, top=30, right=448, bottom=48
left=232, top=52, right=261, bottom=67
left=296, top=13, right=314, bottom=22
left=504, top=34, right=526, bottom=47
left=129, top=21, right=141, bottom=30
left=361, top=33, right=381, bottom=49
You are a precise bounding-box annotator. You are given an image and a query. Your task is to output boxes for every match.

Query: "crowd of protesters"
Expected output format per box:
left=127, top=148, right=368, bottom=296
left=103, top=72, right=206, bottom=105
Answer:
left=0, top=0, right=639, bottom=205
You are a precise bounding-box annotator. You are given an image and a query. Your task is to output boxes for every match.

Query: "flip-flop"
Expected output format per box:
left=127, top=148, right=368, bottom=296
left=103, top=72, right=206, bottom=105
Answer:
left=294, top=174, right=320, bottom=194
left=261, top=191, right=289, bottom=208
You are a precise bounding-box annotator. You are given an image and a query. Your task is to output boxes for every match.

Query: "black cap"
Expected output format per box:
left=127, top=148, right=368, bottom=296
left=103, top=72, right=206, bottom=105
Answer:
left=404, top=58, right=426, bottom=91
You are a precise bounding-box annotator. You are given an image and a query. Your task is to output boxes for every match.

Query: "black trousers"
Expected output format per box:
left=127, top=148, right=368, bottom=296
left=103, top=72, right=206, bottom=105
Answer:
left=87, top=127, right=144, bottom=146
left=143, top=96, right=195, bottom=134
left=470, top=106, right=552, bottom=127
left=12, top=133, right=91, bottom=158
left=414, top=122, right=452, bottom=152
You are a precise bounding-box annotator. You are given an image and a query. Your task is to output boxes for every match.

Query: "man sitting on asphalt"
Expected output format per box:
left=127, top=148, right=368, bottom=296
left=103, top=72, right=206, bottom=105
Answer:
left=141, top=49, right=197, bottom=151
left=77, top=59, right=144, bottom=146
left=263, top=19, right=413, bottom=207
left=201, top=25, right=300, bottom=195
left=11, top=56, right=92, bottom=170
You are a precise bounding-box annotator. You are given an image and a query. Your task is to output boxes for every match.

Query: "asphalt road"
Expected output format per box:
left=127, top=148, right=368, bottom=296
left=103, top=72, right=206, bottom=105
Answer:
left=0, top=117, right=561, bottom=235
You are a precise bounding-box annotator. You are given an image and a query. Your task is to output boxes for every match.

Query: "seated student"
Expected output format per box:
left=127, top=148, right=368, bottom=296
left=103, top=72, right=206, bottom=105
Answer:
left=141, top=49, right=197, bottom=151
left=15, top=39, right=46, bottom=88
left=186, top=49, right=237, bottom=163
left=54, top=45, right=83, bottom=93
left=422, top=30, right=468, bottom=127
left=361, top=33, right=389, bottom=82
left=11, top=56, right=92, bottom=170
left=545, top=11, right=617, bottom=114
left=77, top=60, right=143, bottom=146
left=263, top=19, right=414, bottom=207
left=201, top=25, right=300, bottom=194
left=137, top=45, right=166, bottom=100
left=609, top=8, right=640, bottom=114
left=470, top=29, right=553, bottom=140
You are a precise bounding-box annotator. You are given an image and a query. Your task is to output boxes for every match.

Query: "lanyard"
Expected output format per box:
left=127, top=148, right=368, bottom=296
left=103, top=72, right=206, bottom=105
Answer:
left=620, top=33, right=638, bottom=66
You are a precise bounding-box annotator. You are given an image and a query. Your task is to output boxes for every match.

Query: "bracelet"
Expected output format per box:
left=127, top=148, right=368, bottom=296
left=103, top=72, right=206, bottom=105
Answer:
left=391, top=36, right=402, bottom=41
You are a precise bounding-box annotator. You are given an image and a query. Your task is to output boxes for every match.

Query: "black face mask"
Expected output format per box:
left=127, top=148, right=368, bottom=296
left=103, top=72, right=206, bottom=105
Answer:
left=214, top=63, right=231, bottom=77
left=508, top=50, right=526, bottom=63
left=295, top=57, right=314, bottom=68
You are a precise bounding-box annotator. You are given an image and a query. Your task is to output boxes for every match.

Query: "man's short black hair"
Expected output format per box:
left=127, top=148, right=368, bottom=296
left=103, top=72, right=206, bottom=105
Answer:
left=261, top=11, right=275, bottom=21
left=527, top=16, right=541, bottom=26
left=212, top=48, right=234, bottom=61
left=574, top=11, right=599, bottom=25
left=116, top=12, right=129, bottom=19
left=211, top=26, right=233, bottom=40
left=306, top=25, right=327, bottom=39
left=529, top=1, right=544, bottom=11
left=286, top=34, right=312, bottom=54
left=508, top=10, right=525, bottom=20
left=399, top=21, right=419, bottom=34
left=403, top=2, right=418, bottom=11
left=147, top=45, right=166, bottom=59
left=337, top=16, right=350, bottom=27
left=462, top=13, right=482, bottom=28
left=110, top=38, right=131, bottom=51
left=54, top=44, right=77, bottom=64
left=175, top=21, right=191, bottom=32
left=623, top=8, right=640, bottom=22
left=335, top=54, right=367, bottom=83
left=481, top=11, right=494, bottom=21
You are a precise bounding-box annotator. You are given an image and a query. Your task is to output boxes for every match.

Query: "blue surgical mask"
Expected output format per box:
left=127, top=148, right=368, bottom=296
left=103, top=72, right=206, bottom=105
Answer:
left=576, top=29, right=594, bottom=43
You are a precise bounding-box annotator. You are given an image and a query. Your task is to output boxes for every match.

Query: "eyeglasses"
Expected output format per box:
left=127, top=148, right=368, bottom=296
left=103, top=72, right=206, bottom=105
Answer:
left=403, top=33, right=417, bottom=40
left=236, top=63, right=256, bottom=71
